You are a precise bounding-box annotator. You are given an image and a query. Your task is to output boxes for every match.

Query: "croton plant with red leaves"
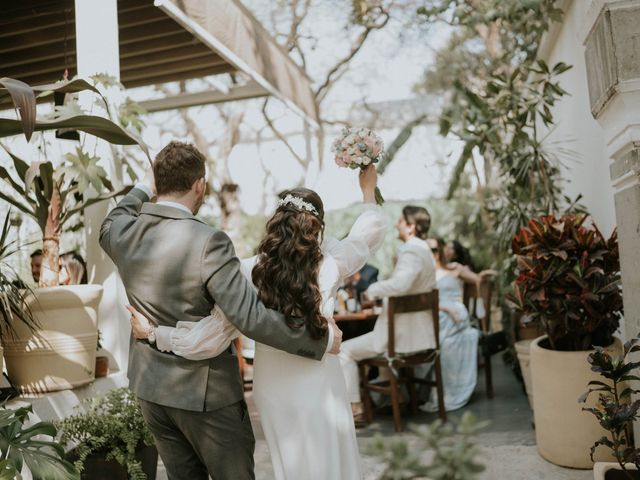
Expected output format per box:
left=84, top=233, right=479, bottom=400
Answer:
left=508, top=214, right=623, bottom=351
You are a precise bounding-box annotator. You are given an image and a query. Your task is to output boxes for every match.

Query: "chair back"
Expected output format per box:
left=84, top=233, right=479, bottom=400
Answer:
left=463, top=276, right=495, bottom=333
left=387, top=290, right=439, bottom=358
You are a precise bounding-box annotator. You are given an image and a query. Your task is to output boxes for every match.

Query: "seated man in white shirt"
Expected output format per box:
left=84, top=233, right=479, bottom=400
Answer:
left=339, top=206, right=437, bottom=425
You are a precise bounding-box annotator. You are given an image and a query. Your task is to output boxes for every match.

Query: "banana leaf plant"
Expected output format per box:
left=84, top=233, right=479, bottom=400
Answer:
left=0, top=77, right=147, bottom=287
left=0, top=210, right=38, bottom=338
left=0, top=404, right=79, bottom=480
left=507, top=214, right=623, bottom=351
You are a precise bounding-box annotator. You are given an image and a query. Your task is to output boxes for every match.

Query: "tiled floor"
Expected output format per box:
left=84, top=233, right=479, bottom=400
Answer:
left=157, top=358, right=594, bottom=480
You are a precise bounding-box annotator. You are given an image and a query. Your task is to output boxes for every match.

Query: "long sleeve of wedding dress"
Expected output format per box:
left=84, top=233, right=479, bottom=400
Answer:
left=155, top=304, right=240, bottom=361
left=323, top=205, right=388, bottom=281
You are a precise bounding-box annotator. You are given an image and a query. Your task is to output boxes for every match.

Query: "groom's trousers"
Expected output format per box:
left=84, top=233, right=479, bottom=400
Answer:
left=139, top=398, right=255, bottom=480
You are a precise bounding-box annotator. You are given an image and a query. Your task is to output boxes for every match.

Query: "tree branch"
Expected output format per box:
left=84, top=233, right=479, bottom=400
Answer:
left=261, top=98, right=307, bottom=169
left=314, top=11, right=390, bottom=103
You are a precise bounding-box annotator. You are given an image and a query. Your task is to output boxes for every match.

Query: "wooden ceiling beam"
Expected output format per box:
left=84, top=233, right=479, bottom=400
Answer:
left=123, top=65, right=233, bottom=88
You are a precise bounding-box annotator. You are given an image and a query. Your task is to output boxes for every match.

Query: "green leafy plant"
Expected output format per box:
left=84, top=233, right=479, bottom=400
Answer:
left=57, top=388, right=154, bottom=480
left=508, top=214, right=623, bottom=351
left=0, top=77, right=147, bottom=287
left=369, top=411, right=486, bottom=480
left=0, top=404, right=79, bottom=480
left=580, top=336, right=640, bottom=478
left=0, top=210, right=37, bottom=340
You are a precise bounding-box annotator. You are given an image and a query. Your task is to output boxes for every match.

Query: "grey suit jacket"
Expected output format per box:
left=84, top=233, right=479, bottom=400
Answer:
left=99, top=188, right=328, bottom=411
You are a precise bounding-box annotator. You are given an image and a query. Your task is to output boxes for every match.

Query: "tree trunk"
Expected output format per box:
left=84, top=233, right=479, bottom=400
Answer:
left=39, top=186, right=62, bottom=288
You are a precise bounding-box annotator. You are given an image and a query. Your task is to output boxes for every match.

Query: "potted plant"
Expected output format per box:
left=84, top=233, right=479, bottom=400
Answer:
left=0, top=210, right=39, bottom=373
left=0, top=77, right=146, bottom=393
left=58, top=388, right=157, bottom=480
left=0, top=403, right=79, bottom=479
left=580, top=336, right=640, bottom=480
left=95, top=330, right=109, bottom=378
left=509, top=213, right=623, bottom=468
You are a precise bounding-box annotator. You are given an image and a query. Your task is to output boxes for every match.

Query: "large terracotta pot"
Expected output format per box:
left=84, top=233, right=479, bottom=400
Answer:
left=3, top=285, right=102, bottom=393
left=531, top=335, right=621, bottom=468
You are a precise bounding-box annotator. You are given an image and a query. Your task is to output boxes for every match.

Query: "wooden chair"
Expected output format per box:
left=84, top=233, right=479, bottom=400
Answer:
left=463, top=274, right=502, bottom=398
left=358, top=290, right=445, bottom=432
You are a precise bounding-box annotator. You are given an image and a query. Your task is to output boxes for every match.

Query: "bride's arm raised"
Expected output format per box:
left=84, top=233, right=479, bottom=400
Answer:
left=325, top=165, right=389, bottom=280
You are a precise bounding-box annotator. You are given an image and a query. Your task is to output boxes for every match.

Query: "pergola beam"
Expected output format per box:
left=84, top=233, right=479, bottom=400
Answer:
left=138, top=81, right=268, bottom=113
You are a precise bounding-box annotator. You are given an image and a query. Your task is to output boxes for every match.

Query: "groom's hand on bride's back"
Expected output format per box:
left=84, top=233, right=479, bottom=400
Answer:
left=328, top=317, right=343, bottom=354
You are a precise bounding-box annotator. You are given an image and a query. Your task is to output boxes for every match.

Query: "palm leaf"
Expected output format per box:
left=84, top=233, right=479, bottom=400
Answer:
left=0, top=116, right=146, bottom=152
left=0, top=78, right=36, bottom=142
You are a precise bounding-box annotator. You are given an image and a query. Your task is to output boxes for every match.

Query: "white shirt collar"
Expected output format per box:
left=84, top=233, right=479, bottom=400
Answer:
left=156, top=200, right=193, bottom=215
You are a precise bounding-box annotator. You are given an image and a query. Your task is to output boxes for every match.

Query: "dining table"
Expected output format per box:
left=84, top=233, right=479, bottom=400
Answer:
left=333, top=309, right=379, bottom=340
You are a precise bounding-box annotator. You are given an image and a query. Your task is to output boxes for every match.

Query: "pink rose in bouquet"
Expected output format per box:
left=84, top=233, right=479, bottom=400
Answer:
left=331, top=126, right=385, bottom=205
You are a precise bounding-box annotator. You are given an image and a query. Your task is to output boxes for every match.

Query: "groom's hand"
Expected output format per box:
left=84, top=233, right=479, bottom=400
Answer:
left=328, top=317, right=343, bottom=354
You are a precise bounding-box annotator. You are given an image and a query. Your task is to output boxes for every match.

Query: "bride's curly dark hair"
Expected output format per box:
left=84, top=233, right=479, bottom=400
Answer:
left=251, top=188, right=327, bottom=340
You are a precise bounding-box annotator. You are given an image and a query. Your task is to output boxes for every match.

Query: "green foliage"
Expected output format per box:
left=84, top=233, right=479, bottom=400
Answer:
left=0, top=405, right=79, bottom=480
left=57, top=388, right=154, bottom=480
left=369, top=411, right=487, bottom=480
left=0, top=210, right=37, bottom=339
left=580, top=336, right=640, bottom=478
left=508, top=214, right=622, bottom=351
left=0, top=145, right=126, bottom=237
left=414, top=0, right=574, bottom=283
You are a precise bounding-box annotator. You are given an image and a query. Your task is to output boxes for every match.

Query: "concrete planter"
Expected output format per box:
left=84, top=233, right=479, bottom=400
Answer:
left=515, top=339, right=534, bottom=410
left=3, top=285, right=102, bottom=393
left=531, top=336, right=621, bottom=469
left=594, top=462, right=640, bottom=479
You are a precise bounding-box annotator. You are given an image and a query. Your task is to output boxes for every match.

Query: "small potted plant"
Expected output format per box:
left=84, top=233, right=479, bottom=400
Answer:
left=508, top=213, right=623, bottom=468
left=95, top=330, right=109, bottom=378
left=580, top=336, right=640, bottom=480
left=0, top=404, right=79, bottom=479
left=57, top=388, right=157, bottom=480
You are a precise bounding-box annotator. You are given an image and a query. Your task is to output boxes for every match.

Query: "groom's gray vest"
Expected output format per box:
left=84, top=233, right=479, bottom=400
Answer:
left=99, top=188, right=327, bottom=412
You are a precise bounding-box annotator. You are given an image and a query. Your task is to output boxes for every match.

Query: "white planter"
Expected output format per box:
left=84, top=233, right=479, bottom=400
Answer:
left=3, top=285, right=102, bottom=393
left=515, top=339, right=533, bottom=410
left=531, top=336, right=621, bottom=469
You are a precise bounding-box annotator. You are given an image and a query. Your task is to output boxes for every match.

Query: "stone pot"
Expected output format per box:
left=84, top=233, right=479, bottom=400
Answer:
left=514, top=339, right=533, bottom=410
left=3, top=285, right=102, bottom=393
left=594, top=462, right=640, bottom=479
left=531, top=336, right=621, bottom=469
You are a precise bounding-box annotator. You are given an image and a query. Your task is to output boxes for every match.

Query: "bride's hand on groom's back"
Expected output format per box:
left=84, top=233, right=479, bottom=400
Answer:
left=327, top=317, right=343, bottom=354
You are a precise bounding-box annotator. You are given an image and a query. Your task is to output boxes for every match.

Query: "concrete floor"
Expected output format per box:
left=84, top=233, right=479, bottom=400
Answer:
left=158, top=358, right=594, bottom=480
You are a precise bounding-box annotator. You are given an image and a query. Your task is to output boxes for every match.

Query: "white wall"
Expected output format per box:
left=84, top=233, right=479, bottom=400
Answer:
left=539, top=0, right=617, bottom=236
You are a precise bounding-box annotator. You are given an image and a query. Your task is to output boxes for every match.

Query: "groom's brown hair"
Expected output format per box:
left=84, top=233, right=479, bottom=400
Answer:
left=154, top=141, right=206, bottom=195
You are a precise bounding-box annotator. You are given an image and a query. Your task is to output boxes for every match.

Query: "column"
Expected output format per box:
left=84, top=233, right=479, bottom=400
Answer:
left=74, top=0, right=131, bottom=375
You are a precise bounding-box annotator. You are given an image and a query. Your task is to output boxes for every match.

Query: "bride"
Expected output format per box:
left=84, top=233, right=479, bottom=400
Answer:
left=127, top=164, right=388, bottom=479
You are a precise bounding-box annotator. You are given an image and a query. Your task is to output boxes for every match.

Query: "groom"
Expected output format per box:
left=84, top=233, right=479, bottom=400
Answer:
left=99, top=141, right=341, bottom=480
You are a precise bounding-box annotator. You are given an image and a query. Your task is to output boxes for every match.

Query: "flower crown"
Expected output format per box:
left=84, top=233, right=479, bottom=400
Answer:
left=278, top=194, right=319, bottom=216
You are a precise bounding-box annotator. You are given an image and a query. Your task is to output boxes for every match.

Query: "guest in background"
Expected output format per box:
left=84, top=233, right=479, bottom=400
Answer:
left=339, top=205, right=436, bottom=425
left=420, top=237, right=480, bottom=412
left=444, top=239, right=476, bottom=272
left=30, top=249, right=43, bottom=283
left=59, top=251, right=88, bottom=285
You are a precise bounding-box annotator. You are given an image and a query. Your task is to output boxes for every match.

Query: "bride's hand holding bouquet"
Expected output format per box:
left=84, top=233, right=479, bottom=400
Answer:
left=331, top=126, right=385, bottom=205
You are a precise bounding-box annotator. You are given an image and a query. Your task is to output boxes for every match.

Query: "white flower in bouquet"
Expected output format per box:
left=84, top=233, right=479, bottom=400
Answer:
left=331, top=126, right=385, bottom=205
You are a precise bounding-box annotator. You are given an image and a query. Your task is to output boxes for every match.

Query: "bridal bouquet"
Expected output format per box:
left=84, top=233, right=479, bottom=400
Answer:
left=331, top=126, right=385, bottom=205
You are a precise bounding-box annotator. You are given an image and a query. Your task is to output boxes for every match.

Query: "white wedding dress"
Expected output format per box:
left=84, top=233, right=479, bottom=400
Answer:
left=154, top=205, right=388, bottom=480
